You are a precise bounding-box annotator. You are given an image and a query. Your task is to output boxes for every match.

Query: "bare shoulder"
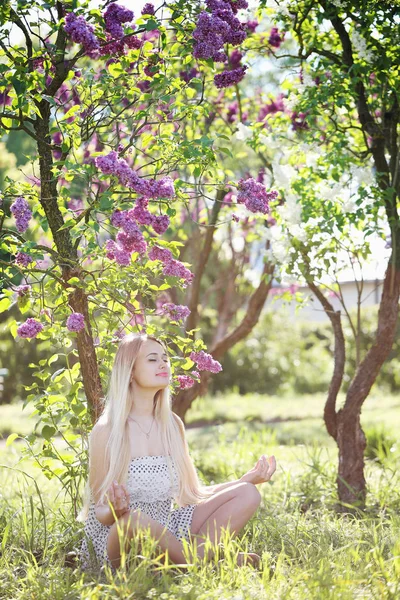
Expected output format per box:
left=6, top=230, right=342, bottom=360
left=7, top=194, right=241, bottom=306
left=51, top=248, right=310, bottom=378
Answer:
left=89, top=419, right=111, bottom=448
left=172, top=412, right=185, bottom=432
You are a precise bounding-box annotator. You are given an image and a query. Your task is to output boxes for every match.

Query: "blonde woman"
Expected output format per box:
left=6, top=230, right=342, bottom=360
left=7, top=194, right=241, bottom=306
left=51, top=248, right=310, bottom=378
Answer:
left=78, top=333, right=276, bottom=573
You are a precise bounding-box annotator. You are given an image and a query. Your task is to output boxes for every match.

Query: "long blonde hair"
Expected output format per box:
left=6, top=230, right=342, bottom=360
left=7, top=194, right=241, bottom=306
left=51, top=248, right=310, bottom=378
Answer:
left=77, top=332, right=215, bottom=522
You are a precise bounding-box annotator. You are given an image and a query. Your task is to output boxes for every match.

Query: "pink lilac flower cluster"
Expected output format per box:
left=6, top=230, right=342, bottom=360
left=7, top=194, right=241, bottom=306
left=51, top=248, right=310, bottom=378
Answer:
left=95, top=151, right=175, bottom=199
left=17, top=318, right=43, bottom=338
left=160, top=303, right=191, bottom=321
left=10, top=196, right=32, bottom=233
left=176, top=375, right=196, bottom=389
left=142, top=3, right=155, bottom=15
left=190, top=350, right=222, bottom=373
left=66, top=312, right=85, bottom=332
left=15, top=284, right=31, bottom=297
left=148, top=246, right=194, bottom=287
left=193, top=0, right=248, bottom=63
left=130, top=197, right=170, bottom=234
left=268, top=27, right=285, bottom=48
left=64, top=12, right=100, bottom=57
left=104, top=3, right=133, bottom=39
left=106, top=218, right=147, bottom=266
left=237, top=177, right=278, bottom=214
left=15, top=252, right=33, bottom=267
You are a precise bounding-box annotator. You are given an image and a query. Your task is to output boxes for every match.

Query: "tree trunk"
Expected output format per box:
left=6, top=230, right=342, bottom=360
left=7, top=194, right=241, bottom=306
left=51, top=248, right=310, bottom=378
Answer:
left=173, top=245, right=274, bottom=422
left=34, top=107, right=103, bottom=423
left=335, top=261, right=400, bottom=507
left=335, top=409, right=366, bottom=509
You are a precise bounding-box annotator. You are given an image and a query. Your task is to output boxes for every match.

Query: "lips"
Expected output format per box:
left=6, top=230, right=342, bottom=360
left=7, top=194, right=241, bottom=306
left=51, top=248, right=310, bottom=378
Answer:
left=156, top=373, right=169, bottom=377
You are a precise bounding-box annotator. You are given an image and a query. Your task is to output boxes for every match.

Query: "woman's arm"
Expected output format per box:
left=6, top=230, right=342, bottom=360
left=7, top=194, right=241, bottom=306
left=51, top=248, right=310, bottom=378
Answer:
left=94, top=502, right=116, bottom=526
left=205, top=478, right=245, bottom=494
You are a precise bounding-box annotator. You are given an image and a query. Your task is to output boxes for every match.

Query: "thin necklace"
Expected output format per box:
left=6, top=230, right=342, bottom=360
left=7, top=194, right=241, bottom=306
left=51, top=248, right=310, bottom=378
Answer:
left=127, top=415, right=155, bottom=439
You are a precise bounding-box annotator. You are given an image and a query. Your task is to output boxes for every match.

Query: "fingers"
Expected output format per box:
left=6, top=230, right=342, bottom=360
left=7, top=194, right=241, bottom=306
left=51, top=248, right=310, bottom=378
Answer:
left=257, top=454, right=276, bottom=480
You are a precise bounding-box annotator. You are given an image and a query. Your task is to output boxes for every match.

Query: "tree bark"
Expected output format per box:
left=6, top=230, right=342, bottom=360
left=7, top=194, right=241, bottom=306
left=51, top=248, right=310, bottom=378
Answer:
left=173, top=243, right=274, bottom=422
left=335, top=261, right=400, bottom=506
left=34, top=106, right=103, bottom=423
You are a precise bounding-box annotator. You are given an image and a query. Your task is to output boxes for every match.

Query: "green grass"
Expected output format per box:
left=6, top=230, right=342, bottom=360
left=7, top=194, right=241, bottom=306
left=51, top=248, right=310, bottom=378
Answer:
left=0, top=392, right=400, bottom=599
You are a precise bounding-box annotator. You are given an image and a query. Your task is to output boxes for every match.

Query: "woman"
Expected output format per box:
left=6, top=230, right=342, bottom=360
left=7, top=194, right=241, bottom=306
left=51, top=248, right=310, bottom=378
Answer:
left=78, top=333, right=276, bottom=573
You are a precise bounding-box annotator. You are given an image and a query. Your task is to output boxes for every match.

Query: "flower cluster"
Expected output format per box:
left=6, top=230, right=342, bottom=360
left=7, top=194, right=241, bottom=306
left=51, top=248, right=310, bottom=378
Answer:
left=66, top=312, right=85, bottom=332
left=17, top=318, right=43, bottom=339
left=142, top=3, right=155, bottom=15
left=15, top=284, right=31, bottom=297
left=64, top=7, right=142, bottom=58
left=64, top=12, right=100, bottom=57
left=258, top=94, right=285, bottom=120
left=10, top=196, right=32, bottom=233
left=268, top=27, right=285, bottom=48
left=176, top=375, right=196, bottom=389
left=106, top=215, right=147, bottom=266
left=350, top=30, right=375, bottom=62
left=160, top=303, right=191, bottom=321
left=130, top=197, right=170, bottom=234
left=193, top=0, right=248, bottom=64
left=104, top=3, right=133, bottom=39
left=95, top=151, right=175, bottom=199
left=190, top=350, right=222, bottom=373
left=15, top=252, right=33, bottom=267
left=149, top=246, right=194, bottom=287
left=214, top=65, right=247, bottom=89
left=237, top=177, right=278, bottom=214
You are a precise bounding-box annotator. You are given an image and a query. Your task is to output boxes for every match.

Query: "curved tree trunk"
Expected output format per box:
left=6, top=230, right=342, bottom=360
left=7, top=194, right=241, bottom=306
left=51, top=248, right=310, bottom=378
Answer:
left=336, top=262, right=400, bottom=507
left=173, top=245, right=274, bottom=422
left=34, top=107, right=103, bottom=423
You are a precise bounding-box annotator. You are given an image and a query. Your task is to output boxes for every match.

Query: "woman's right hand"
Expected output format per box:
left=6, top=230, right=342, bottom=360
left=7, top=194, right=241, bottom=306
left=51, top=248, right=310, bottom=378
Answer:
left=105, top=481, right=130, bottom=519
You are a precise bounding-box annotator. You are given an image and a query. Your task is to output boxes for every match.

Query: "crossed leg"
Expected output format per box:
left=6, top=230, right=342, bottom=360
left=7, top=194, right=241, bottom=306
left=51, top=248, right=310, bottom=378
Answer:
left=106, top=481, right=261, bottom=569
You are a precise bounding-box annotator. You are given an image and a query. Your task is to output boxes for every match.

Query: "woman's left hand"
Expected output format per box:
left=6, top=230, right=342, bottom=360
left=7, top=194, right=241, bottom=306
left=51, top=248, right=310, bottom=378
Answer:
left=239, top=454, right=276, bottom=486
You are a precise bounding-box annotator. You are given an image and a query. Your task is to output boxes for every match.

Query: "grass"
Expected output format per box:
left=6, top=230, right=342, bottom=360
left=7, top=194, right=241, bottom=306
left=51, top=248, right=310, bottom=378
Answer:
left=0, top=391, right=400, bottom=598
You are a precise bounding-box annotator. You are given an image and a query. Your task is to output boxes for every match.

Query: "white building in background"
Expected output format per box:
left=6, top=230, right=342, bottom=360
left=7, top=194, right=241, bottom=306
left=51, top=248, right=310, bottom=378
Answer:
left=268, top=278, right=384, bottom=323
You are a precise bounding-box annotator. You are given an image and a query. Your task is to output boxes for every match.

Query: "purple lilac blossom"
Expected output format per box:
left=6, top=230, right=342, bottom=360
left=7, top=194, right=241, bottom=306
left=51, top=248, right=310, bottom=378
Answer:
left=190, top=350, right=222, bottom=373
left=162, top=259, right=194, bottom=286
left=268, top=27, right=285, bottom=48
left=66, top=312, right=85, bottom=332
left=237, top=177, right=278, bottom=214
left=148, top=245, right=173, bottom=263
left=17, top=318, right=43, bottom=338
left=160, top=303, right=191, bottom=321
left=142, top=3, right=155, bottom=15
left=64, top=12, right=100, bottom=57
left=214, top=65, right=247, bottom=89
left=193, top=0, right=247, bottom=63
left=15, top=284, right=31, bottom=296
left=95, top=151, right=175, bottom=199
left=103, top=3, right=134, bottom=39
left=245, top=19, right=258, bottom=33
left=258, top=94, right=285, bottom=120
left=10, top=196, right=32, bottom=233
left=291, top=111, right=309, bottom=131
left=15, top=252, right=33, bottom=267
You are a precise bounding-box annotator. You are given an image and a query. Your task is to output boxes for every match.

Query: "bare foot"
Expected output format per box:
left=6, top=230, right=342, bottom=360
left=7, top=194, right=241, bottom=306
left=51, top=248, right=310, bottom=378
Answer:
left=236, top=552, right=261, bottom=568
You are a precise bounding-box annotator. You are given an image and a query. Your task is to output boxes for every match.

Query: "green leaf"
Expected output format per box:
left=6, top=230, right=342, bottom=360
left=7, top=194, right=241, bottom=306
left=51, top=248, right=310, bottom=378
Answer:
left=6, top=433, right=19, bottom=446
left=42, top=425, right=56, bottom=441
left=0, top=297, right=12, bottom=312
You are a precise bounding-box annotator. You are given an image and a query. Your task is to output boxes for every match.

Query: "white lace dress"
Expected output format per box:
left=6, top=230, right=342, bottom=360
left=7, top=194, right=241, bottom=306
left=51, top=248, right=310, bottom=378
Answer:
left=79, top=455, right=197, bottom=573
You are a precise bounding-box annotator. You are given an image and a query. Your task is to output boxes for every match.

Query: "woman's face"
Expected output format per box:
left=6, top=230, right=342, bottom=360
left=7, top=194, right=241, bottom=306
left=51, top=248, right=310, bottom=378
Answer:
left=130, top=339, right=171, bottom=389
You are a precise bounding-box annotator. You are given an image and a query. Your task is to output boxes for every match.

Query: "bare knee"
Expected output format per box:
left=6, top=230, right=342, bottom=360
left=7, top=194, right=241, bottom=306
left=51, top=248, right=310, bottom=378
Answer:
left=238, top=482, right=261, bottom=509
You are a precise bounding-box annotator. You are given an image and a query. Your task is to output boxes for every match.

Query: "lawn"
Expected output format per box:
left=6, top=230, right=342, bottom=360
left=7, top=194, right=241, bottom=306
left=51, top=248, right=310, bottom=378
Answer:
left=0, top=391, right=399, bottom=599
